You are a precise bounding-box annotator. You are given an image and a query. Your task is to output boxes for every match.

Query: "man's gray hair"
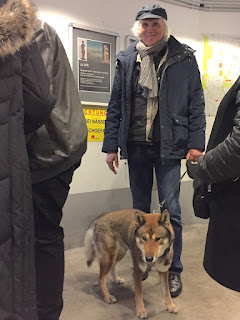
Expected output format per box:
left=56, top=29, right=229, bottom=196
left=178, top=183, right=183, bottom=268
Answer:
left=131, top=19, right=170, bottom=40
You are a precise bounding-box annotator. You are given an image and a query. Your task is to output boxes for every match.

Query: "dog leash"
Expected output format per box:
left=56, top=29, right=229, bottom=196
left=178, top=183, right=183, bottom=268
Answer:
left=153, top=169, right=187, bottom=213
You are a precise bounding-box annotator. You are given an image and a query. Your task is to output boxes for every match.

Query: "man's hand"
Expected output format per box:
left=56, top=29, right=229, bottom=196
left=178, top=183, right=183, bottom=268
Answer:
left=186, top=149, right=203, bottom=162
left=106, top=152, right=119, bottom=174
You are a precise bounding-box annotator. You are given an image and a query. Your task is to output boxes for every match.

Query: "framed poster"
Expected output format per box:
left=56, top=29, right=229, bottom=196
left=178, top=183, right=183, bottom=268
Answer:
left=125, top=35, right=137, bottom=49
left=78, top=38, right=111, bottom=93
left=69, top=23, right=119, bottom=105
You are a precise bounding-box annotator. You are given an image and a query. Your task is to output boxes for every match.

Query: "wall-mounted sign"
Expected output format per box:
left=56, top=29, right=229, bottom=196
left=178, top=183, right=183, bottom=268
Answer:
left=78, top=38, right=111, bottom=93
left=70, top=23, right=118, bottom=105
left=125, top=35, right=137, bottom=49
left=202, top=34, right=240, bottom=116
left=83, top=106, right=107, bottom=142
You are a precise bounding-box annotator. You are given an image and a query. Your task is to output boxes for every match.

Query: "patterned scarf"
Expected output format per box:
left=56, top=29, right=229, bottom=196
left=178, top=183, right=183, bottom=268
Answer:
left=136, top=37, right=168, bottom=99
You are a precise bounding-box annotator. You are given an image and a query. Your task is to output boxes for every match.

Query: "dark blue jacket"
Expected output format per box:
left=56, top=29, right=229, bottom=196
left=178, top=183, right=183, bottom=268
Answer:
left=102, top=36, right=206, bottom=160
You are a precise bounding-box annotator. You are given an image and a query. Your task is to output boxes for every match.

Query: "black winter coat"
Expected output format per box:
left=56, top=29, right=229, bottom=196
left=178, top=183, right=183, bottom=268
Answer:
left=102, top=36, right=206, bottom=159
left=0, top=1, right=55, bottom=318
left=197, top=76, right=240, bottom=292
left=26, top=22, right=88, bottom=184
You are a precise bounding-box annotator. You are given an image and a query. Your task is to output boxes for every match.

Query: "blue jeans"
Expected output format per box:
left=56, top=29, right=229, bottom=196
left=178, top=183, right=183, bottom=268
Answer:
left=127, top=143, right=183, bottom=274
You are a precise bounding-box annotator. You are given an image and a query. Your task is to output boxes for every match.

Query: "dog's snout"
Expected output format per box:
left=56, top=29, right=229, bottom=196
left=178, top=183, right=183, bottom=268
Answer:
left=145, top=256, right=153, bottom=263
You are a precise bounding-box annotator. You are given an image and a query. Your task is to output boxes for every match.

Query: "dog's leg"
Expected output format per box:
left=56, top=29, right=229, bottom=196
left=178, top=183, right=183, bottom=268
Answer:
left=133, top=266, right=148, bottom=319
left=110, top=262, right=125, bottom=285
left=110, top=247, right=127, bottom=285
left=159, top=271, right=178, bottom=314
left=99, top=254, right=117, bottom=304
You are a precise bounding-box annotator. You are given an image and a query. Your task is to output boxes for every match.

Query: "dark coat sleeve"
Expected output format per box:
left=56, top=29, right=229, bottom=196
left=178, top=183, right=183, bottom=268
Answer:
left=197, top=91, right=240, bottom=183
left=21, top=40, right=55, bottom=134
left=187, top=55, right=206, bottom=151
left=102, top=62, right=122, bottom=153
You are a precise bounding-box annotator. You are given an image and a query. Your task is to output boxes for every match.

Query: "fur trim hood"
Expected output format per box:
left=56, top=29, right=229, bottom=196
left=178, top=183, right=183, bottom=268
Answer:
left=0, top=0, right=38, bottom=58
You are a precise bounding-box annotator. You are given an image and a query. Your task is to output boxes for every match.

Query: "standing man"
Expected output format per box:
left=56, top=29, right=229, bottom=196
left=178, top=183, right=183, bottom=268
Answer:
left=26, top=22, right=88, bottom=320
left=102, top=4, right=205, bottom=298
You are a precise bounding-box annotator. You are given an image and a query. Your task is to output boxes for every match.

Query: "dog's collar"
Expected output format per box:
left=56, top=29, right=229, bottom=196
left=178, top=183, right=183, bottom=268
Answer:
left=163, top=247, right=170, bottom=255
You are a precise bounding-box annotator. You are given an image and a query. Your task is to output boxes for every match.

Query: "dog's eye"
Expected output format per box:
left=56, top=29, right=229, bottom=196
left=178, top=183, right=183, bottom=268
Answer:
left=155, top=237, right=161, bottom=242
left=142, top=236, right=147, bottom=241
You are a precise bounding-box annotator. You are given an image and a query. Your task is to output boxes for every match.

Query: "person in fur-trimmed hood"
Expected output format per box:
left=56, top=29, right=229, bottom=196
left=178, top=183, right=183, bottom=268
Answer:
left=0, top=0, right=55, bottom=319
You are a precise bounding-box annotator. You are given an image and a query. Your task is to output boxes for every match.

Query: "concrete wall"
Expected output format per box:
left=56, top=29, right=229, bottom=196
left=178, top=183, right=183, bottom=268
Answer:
left=33, top=0, right=240, bottom=249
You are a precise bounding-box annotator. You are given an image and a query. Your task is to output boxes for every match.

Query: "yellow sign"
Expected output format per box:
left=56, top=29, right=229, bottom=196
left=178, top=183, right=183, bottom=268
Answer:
left=83, top=107, right=107, bottom=142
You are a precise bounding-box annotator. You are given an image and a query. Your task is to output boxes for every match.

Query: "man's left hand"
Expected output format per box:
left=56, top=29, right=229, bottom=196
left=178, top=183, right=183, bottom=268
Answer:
left=186, top=149, right=203, bottom=162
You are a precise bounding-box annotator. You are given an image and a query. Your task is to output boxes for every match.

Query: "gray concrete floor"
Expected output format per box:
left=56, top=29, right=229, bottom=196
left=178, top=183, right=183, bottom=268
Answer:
left=61, top=224, right=240, bottom=320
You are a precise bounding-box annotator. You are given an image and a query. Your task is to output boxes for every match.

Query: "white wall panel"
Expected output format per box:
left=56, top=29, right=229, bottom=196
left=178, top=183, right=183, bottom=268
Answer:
left=33, top=0, right=240, bottom=194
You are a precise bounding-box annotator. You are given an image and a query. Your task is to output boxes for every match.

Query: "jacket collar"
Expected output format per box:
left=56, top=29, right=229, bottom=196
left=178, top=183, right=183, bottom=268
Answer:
left=116, top=40, right=138, bottom=60
left=0, top=0, right=38, bottom=58
left=167, top=36, right=195, bottom=58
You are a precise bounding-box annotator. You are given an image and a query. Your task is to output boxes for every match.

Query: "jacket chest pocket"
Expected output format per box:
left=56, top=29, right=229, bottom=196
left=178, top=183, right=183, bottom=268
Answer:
left=172, top=114, right=188, bottom=147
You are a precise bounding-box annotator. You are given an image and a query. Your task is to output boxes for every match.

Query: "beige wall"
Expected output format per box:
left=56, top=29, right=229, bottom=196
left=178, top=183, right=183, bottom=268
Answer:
left=32, top=1, right=240, bottom=247
left=34, top=0, right=240, bottom=195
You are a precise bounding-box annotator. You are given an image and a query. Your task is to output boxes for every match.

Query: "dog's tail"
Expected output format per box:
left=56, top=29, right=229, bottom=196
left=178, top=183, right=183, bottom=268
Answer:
left=84, top=222, right=96, bottom=267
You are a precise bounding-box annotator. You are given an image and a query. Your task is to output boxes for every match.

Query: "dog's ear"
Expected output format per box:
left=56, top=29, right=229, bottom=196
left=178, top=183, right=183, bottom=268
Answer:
left=135, top=211, right=146, bottom=226
left=159, top=209, right=170, bottom=226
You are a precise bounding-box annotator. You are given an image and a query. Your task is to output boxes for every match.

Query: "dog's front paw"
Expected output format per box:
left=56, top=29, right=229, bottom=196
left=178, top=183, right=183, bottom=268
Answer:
left=104, top=295, right=117, bottom=304
left=137, top=308, right=148, bottom=319
left=114, top=277, right=125, bottom=285
left=166, top=303, right=178, bottom=314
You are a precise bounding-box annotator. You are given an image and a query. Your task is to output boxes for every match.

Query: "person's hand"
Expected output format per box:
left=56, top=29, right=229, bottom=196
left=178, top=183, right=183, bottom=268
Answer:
left=186, top=149, right=203, bottom=162
left=106, top=152, right=119, bottom=174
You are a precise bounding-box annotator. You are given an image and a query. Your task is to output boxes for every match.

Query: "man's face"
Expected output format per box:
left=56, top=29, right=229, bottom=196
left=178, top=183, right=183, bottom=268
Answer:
left=139, top=18, right=166, bottom=47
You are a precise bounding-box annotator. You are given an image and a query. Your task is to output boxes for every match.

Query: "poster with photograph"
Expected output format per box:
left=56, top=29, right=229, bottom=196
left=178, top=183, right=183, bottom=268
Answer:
left=78, top=38, right=111, bottom=93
